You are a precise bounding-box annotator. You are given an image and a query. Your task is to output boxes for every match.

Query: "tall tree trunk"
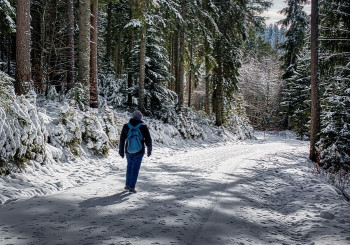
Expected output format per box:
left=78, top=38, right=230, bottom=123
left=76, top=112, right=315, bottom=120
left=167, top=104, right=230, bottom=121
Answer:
left=188, top=36, right=193, bottom=107
left=173, top=34, right=179, bottom=92
left=127, top=30, right=133, bottom=105
left=138, top=25, right=146, bottom=112
left=212, top=86, right=216, bottom=114
left=215, top=64, right=223, bottom=126
left=78, top=0, right=91, bottom=99
left=310, top=0, right=320, bottom=162
left=215, top=44, right=223, bottom=126
left=15, top=0, right=31, bottom=95
left=90, top=0, right=98, bottom=108
left=106, top=1, right=112, bottom=61
left=31, top=0, right=43, bottom=92
left=205, top=56, right=210, bottom=115
left=177, top=0, right=186, bottom=110
left=67, top=0, right=75, bottom=91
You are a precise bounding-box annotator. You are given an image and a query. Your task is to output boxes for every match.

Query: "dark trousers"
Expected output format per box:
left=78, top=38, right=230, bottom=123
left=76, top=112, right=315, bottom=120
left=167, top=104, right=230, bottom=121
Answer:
left=125, top=153, right=144, bottom=189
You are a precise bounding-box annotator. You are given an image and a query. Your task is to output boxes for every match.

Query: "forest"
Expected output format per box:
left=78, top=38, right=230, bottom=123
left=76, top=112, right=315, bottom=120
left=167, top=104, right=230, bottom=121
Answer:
left=0, top=0, right=349, bottom=174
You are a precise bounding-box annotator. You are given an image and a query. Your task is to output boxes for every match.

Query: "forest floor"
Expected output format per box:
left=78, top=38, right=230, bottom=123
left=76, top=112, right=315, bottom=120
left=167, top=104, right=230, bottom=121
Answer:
left=0, top=132, right=349, bottom=245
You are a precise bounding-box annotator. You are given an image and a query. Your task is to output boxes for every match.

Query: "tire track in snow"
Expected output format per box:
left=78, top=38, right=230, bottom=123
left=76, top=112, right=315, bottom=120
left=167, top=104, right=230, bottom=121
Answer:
left=0, top=137, right=349, bottom=245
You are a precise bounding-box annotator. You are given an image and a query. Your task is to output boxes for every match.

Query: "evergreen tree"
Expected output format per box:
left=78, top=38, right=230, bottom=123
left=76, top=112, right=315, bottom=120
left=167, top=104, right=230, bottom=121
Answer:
left=287, top=46, right=311, bottom=139
left=279, top=0, right=309, bottom=129
left=90, top=0, right=98, bottom=108
left=211, top=0, right=271, bottom=126
left=15, top=0, right=31, bottom=95
left=318, top=0, right=350, bottom=171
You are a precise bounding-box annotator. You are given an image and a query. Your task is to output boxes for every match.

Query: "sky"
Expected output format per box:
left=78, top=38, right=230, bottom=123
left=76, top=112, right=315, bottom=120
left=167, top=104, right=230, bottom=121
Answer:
left=262, top=0, right=311, bottom=25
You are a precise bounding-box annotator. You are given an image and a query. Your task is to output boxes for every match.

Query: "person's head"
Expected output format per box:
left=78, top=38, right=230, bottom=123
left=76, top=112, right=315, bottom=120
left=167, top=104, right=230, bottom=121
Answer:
left=132, top=110, right=143, bottom=120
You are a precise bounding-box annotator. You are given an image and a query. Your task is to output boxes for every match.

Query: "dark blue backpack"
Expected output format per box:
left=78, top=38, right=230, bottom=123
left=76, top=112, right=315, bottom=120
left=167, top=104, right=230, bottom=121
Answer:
left=126, top=123, right=143, bottom=153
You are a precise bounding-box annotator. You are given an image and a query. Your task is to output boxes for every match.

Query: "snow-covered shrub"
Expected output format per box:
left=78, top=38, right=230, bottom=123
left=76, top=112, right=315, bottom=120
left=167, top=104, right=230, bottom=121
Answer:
left=65, top=83, right=89, bottom=110
left=81, top=111, right=109, bottom=156
left=147, top=117, right=181, bottom=146
left=176, top=108, right=206, bottom=139
left=0, top=72, right=47, bottom=174
left=48, top=104, right=82, bottom=157
left=225, top=112, right=254, bottom=140
left=101, top=107, right=123, bottom=147
left=98, top=73, right=127, bottom=108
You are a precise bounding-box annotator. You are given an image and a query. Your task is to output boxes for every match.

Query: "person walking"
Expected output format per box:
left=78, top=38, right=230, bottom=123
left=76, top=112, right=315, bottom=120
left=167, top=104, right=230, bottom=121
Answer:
left=119, top=110, right=152, bottom=193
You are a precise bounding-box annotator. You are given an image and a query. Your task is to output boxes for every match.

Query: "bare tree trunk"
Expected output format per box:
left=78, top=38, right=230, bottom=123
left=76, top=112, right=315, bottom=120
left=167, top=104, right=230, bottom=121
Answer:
left=177, top=0, right=186, bottom=110
left=138, top=25, right=146, bottom=112
left=205, top=57, right=210, bottom=115
left=32, top=0, right=44, bottom=92
left=67, top=0, right=75, bottom=91
left=90, top=0, right=98, bottom=108
left=106, top=1, right=112, bottom=61
left=173, top=34, right=179, bottom=92
left=78, top=0, right=91, bottom=98
left=215, top=61, right=223, bottom=126
left=212, top=86, right=216, bottom=115
left=310, top=0, right=320, bottom=162
left=127, top=30, right=133, bottom=105
left=15, top=0, right=31, bottom=95
left=188, top=36, right=193, bottom=107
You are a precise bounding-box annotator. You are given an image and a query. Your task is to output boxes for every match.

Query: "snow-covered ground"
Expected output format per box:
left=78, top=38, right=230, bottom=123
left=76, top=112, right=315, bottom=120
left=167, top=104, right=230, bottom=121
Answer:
left=0, top=132, right=349, bottom=245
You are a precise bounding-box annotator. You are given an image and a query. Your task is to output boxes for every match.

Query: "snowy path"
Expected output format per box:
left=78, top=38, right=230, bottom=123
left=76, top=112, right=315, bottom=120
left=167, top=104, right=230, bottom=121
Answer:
left=1, top=135, right=350, bottom=245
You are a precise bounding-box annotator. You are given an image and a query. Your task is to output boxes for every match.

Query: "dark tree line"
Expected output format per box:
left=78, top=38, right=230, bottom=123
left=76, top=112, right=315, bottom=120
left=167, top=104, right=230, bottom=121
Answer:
left=0, top=0, right=271, bottom=126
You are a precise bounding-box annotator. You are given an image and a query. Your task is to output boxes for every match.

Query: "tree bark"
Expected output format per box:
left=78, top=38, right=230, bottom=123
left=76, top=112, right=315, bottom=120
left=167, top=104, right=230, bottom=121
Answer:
left=127, top=30, right=133, bottom=105
left=138, top=25, right=146, bottom=112
left=78, top=0, right=91, bottom=97
left=67, top=0, right=75, bottom=91
left=173, top=34, right=179, bottom=92
left=205, top=56, right=210, bottom=115
left=177, top=0, right=186, bottom=110
left=31, top=0, right=44, bottom=92
left=310, top=0, right=320, bottom=162
left=15, top=0, right=31, bottom=95
left=188, top=36, right=193, bottom=107
left=215, top=61, right=223, bottom=126
left=90, top=0, right=98, bottom=108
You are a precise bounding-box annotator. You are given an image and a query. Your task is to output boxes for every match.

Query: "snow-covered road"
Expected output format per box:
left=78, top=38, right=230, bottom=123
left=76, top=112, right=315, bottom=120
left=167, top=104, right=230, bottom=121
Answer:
left=0, top=134, right=349, bottom=245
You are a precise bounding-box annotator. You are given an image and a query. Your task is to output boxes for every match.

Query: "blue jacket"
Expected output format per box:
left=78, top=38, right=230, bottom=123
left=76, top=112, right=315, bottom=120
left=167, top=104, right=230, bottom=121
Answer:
left=119, top=118, right=152, bottom=155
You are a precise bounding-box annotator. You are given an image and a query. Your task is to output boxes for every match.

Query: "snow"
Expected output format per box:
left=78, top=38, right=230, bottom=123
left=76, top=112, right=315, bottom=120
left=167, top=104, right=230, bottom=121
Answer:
left=1, top=132, right=349, bottom=244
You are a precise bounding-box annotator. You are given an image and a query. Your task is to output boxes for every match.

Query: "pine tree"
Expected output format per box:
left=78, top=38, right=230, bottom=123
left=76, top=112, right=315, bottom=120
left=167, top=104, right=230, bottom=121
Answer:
left=287, top=46, right=311, bottom=139
left=310, top=0, right=320, bottom=163
left=90, top=0, right=98, bottom=108
left=15, top=0, right=31, bottom=95
left=318, top=0, right=350, bottom=171
left=279, top=0, right=309, bottom=129
left=78, top=0, right=91, bottom=100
